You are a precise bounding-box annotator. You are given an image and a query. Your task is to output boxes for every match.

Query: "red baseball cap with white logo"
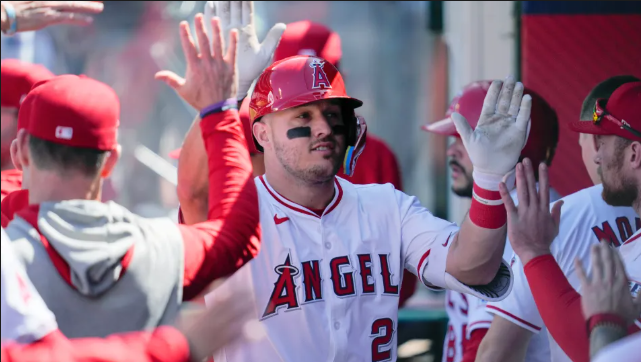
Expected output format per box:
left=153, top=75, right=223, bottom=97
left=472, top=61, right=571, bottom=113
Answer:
left=19, top=75, right=120, bottom=151
left=273, top=21, right=342, bottom=68
left=569, top=81, right=641, bottom=141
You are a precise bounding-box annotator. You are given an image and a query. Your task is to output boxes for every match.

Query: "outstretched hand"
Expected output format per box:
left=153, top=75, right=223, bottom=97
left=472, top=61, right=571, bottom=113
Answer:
left=1, top=1, right=104, bottom=33
left=155, top=13, right=239, bottom=111
left=452, top=76, right=532, bottom=189
left=205, top=1, right=286, bottom=100
left=499, top=158, right=563, bottom=265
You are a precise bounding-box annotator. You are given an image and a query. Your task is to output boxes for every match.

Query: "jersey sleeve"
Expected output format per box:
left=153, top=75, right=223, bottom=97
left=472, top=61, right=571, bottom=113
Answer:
left=1, top=233, right=58, bottom=344
left=395, top=189, right=459, bottom=289
left=1, top=190, right=29, bottom=228
left=620, top=239, right=641, bottom=329
left=177, top=110, right=261, bottom=301
left=486, top=253, right=544, bottom=334
left=465, top=296, right=493, bottom=338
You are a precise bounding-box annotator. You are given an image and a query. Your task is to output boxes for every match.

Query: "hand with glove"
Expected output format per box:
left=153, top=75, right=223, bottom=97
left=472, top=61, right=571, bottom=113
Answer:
left=204, top=1, right=286, bottom=100
left=451, top=76, right=532, bottom=193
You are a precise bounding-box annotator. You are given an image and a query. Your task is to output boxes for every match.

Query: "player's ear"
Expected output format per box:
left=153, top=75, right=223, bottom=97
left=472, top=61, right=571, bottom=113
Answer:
left=253, top=120, right=271, bottom=151
left=100, top=144, right=121, bottom=179
left=629, top=141, right=641, bottom=170
left=16, top=130, right=31, bottom=169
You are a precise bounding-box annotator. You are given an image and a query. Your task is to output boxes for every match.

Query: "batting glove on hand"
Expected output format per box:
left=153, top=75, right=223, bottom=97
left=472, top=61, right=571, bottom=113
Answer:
left=205, top=1, right=286, bottom=100
left=451, top=76, right=532, bottom=191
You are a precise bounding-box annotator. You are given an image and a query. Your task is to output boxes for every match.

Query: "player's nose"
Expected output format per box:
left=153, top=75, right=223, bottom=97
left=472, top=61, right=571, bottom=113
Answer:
left=311, top=117, right=334, bottom=139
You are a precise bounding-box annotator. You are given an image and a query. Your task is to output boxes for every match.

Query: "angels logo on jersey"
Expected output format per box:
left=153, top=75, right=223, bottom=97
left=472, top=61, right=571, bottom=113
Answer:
left=262, top=252, right=400, bottom=320
left=592, top=217, right=641, bottom=247
left=309, top=59, right=332, bottom=89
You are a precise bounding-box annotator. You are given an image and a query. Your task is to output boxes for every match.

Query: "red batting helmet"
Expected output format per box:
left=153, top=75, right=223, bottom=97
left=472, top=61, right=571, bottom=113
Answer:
left=422, top=80, right=559, bottom=168
left=248, top=55, right=366, bottom=176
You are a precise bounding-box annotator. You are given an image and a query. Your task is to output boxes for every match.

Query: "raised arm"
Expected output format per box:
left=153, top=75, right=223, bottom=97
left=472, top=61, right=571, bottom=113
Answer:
left=444, top=77, right=532, bottom=285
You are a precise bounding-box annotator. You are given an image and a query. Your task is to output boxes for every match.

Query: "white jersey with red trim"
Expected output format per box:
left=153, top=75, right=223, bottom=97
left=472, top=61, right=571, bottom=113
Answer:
left=620, top=228, right=641, bottom=329
left=487, top=184, right=638, bottom=362
left=444, top=185, right=557, bottom=362
left=206, top=176, right=512, bottom=362
left=1, top=228, right=57, bottom=345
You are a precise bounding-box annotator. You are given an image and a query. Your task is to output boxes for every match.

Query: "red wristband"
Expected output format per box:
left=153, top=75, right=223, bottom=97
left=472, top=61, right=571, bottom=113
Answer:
left=469, top=183, right=507, bottom=229
left=587, top=313, right=627, bottom=333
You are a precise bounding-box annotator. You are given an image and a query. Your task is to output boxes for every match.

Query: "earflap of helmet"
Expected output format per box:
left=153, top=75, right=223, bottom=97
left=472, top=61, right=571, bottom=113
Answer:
left=343, top=115, right=367, bottom=177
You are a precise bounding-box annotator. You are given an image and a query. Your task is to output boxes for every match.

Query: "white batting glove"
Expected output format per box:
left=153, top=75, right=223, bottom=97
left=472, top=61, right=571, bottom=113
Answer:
left=451, top=76, right=532, bottom=191
left=205, top=1, right=286, bottom=100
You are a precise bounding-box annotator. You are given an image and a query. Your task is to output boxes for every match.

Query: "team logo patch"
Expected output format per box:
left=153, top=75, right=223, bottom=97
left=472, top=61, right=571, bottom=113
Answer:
left=310, top=59, right=332, bottom=89
left=630, top=281, right=640, bottom=298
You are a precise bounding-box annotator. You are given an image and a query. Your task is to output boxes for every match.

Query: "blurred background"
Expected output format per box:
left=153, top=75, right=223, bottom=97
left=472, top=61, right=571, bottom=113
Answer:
left=3, top=1, right=639, bottom=360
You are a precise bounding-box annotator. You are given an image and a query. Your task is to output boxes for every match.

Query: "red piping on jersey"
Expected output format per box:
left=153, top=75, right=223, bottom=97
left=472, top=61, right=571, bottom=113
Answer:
left=259, top=175, right=343, bottom=219
left=417, top=249, right=431, bottom=275
left=485, top=305, right=542, bottom=331
left=623, top=232, right=641, bottom=246
left=467, top=320, right=492, bottom=330
left=16, top=205, right=135, bottom=289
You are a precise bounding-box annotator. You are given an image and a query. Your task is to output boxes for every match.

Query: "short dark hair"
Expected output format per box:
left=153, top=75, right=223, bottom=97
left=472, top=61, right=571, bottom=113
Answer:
left=28, top=135, right=108, bottom=177
left=580, top=75, right=640, bottom=121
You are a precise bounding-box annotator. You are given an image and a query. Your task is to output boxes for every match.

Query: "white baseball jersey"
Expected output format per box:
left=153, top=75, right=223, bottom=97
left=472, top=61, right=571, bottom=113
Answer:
left=620, top=228, right=641, bottom=328
left=206, top=176, right=513, bottom=362
left=592, top=331, right=640, bottom=362
left=487, top=184, right=639, bottom=362
left=1, top=228, right=57, bottom=345
left=443, top=186, right=558, bottom=362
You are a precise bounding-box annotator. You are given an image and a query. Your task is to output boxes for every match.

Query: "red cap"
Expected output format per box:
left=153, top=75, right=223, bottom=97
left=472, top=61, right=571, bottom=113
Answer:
left=273, top=21, right=342, bottom=68
left=569, top=82, right=641, bottom=141
left=1, top=59, right=54, bottom=109
left=423, top=80, right=559, bottom=167
left=168, top=98, right=257, bottom=160
left=19, top=75, right=120, bottom=151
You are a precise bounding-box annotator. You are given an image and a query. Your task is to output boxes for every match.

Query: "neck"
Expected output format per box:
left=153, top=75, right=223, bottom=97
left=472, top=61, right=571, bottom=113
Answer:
left=28, top=171, right=103, bottom=205
left=265, top=169, right=335, bottom=210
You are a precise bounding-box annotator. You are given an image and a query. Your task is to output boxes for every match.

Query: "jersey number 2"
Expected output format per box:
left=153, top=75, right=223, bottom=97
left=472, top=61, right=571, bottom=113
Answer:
left=371, top=318, right=395, bottom=361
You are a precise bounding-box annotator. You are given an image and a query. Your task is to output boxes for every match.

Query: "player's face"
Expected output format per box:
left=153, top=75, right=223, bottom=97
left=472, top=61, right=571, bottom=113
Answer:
left=264, top=100, right=347, bottom=184
left=596, top=135, right=637, bottom=207
left=578, top=133, right=601, bottom=185
left=446, top=137, right=474, bottom=198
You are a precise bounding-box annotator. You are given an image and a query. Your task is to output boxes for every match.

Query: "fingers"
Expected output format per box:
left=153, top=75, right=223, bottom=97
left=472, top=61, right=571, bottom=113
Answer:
left=46, top=1, right=105, bottom=13
left=496, top=76, right=516, bottom=115
left=538, top=162, right=550, bottom=208
left=515, top=163, right=529, bottom=208
left=523, top=159, right=538, bottom=208
left=450, top=112, right=473, bottom=143
left=600, top=242, right=614, bottom=283
left=499, top=182, right=518, bottom=216
left=262, top=23, right=288, bottom=55
left=242, top=1, right=254, bottom=26
left=226, top=29, right=239, bottom=67
left=211, top=17, right=224, bottom=59
left=231, top=1, right=242, bottom=25
left=154, top=71, right=186, bottom=90
left=219, top=1, right=232, bottom=26
left=610, top=244, right=629, bottom=285
left=47, top=12, right=95, bottom=26
left=516, top=95, right=532, bottom=132
left=480, top=80, right=503, bottom=118
left=550, top=200, right=563, bottom=228
left=508, top=82, right=524, bottom=118
left=575, top=257, right=590, bottom=288
left=591, top=244, right=604, bottom=282
left=195, top=14, right=212, bottom=58
left=179, top=21, right=200, bottom=67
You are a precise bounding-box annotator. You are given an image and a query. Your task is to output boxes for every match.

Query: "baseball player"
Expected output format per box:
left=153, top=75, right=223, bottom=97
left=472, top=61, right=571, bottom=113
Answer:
left=501, top=81, right=641, bottom=362
left=1, top=227, right=257, bottom=362
left=172, top=27, right=534, bottom=357
left=3, top=16, right=261, bottom=338
left=422, top=80, right=560, bottom=362
left=0, top=59, right=54, bottom=199
left=477, top=75, right=640, bottom=362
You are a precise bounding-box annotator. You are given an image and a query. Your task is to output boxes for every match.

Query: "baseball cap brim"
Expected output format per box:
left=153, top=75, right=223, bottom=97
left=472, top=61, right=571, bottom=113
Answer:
left=568, top=120, right=613, bottom=136
left=421, top=117, right=460, bottom=137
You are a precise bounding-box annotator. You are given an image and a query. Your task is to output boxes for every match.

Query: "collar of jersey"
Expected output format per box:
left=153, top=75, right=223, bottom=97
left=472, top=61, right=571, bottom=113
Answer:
left=623, top=229, right=641, bottom=246
left=259, top=175, right=343, bottom=219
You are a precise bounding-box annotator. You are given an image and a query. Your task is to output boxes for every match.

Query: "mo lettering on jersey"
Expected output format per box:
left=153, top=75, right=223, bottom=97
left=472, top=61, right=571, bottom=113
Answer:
left=262, top=252, right=400, bottom=320
left=592, top=217, right=641, bottom=247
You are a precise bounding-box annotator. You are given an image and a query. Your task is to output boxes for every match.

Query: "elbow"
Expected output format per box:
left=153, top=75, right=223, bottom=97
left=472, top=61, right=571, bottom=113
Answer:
left=448, top=260, right=498, bottom=286
left=176, top=180, right=208, bottom=207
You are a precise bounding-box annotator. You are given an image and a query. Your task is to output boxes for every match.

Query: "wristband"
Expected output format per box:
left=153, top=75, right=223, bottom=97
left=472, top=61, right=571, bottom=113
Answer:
left=200, top=98, right=238, bottom=119
left=469, top=182, right=507, bottom=229
left=587, top=313, right=627, bottom=334
left=2, top=2, right=17, bottom=36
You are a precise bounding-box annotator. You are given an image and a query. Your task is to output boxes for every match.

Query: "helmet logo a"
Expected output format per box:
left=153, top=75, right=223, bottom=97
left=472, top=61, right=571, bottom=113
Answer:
left=310, top=59, right=332, bottom=90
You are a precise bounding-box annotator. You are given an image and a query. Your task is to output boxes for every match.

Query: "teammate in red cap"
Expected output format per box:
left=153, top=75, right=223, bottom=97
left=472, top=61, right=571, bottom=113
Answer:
left=0, top=59, right=54, bottom=199
left=500, top=81, right=641, bottom=362
left=423, top=80, right=560, bottom=362
left=3, top=15, right=261, bottom=344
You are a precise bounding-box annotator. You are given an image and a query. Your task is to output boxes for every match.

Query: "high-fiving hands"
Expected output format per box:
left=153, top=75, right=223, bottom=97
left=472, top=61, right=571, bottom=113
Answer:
left=1, top=1, right=104, bottom=34
left=155, top=14, right=239, bottom=111
left=204, top=1, right=286, bottom=100
left=452, top=76, right=532, bottom=191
